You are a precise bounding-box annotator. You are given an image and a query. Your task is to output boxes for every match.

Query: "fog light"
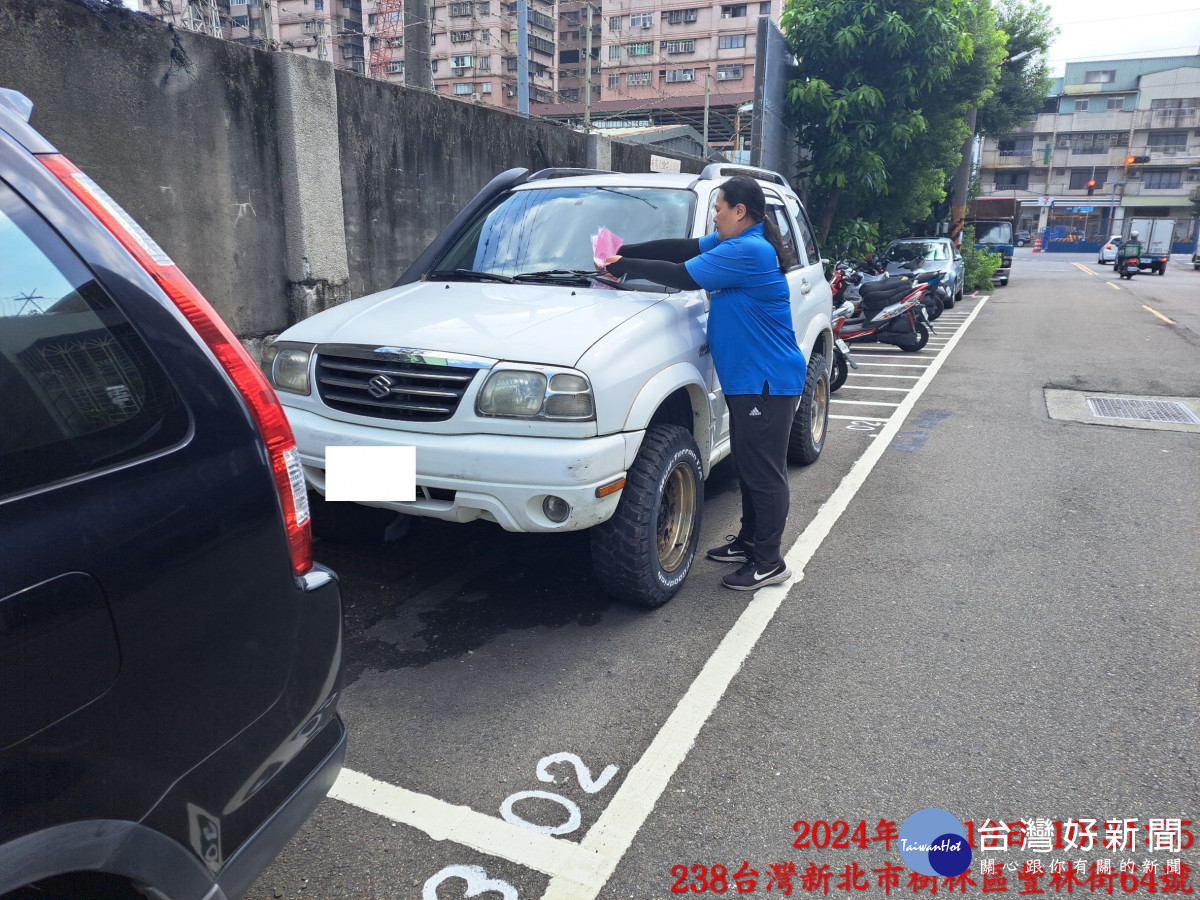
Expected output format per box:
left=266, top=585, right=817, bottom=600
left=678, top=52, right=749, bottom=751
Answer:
left=542, top=495, right=570, bottom=523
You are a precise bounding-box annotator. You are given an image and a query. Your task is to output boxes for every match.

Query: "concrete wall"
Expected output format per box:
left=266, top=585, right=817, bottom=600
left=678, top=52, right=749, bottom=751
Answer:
left=0, top=0, right=290, bottom=340
left=0, top=0, right=706, bottom=345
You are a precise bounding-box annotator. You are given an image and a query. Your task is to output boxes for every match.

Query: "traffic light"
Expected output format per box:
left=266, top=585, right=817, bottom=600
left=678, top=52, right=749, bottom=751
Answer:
left=1125, top=155, right=1151, bottom=164
left=1086, top=179, right=1096, bottom=195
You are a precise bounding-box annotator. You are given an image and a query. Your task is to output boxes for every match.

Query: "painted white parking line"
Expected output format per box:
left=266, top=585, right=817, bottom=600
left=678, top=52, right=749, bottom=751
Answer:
left=830, top=399, right=902, bottom=406
left=330, top=768, right=591, bottom=878
left=835, top=384, right=914, bottom=392
left=829, top=415, right=891, bottom=422
left=848, top=373, right=921, bottom=379
left=539, top=295, right=991, bottom=900
left=851, top=354, right=938, bottom=361
left=856, top=362, right=931, bottom=368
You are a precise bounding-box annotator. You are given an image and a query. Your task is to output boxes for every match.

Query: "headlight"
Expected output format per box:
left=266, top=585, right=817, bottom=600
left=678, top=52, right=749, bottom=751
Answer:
left=477, top=371, right=547, bottom=417
left=476, top=368, right=595, bottom=420
left=265, top=342, right=315, bottom=395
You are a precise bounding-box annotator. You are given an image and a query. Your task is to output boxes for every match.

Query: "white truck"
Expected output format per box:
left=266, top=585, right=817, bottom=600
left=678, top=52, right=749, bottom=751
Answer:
left=1123, top=218, right=1174, bottom=274
left=265, top=164, right=835, bottom=608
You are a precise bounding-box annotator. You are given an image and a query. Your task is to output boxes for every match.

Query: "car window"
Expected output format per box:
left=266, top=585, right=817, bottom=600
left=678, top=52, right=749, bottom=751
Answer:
left=885, top=242, right=935, bottom=262
left=767, top=203, right=801, bottom=270
left=435, top=186, right=695, bottom=289
left=792, top=204, right=820, bottom=267
left=0, top=180, right=188, bottom=499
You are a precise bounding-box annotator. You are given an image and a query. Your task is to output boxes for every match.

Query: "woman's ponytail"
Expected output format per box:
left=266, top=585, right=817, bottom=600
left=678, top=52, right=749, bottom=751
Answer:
left=719, top=175, right=794, bottom=273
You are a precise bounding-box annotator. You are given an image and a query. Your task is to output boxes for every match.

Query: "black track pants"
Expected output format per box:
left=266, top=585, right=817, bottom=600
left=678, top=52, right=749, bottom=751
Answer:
left=726, top=388, right=800, bottom=567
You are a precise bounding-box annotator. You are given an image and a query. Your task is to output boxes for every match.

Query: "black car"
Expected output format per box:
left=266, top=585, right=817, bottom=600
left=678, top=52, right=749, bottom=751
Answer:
left=0, top=89, right=345, bottom=899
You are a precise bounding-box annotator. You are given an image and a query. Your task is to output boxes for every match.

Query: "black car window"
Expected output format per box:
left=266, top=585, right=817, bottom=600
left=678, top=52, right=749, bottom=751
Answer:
left=792, top=203, right=821, bottom=267
left=767, top=204, right=802, bottom=270
left=0, top=180, right=188, bottom=499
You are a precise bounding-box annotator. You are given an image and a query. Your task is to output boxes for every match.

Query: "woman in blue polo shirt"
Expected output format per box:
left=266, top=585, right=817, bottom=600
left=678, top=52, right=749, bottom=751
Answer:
left=604, top=176, right=807, bottom=592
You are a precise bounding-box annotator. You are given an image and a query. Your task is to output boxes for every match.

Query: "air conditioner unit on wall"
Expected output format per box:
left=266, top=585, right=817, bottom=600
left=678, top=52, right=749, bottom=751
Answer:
left=472, top=92, right=481, bottom=100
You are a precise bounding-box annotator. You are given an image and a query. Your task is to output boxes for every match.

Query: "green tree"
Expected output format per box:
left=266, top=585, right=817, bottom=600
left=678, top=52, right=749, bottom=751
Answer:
left=877, top=0, right=1007, bottom=237
left=976, top=0, right=1057, bottom=137
left=782, top=0, right=1006, bottom=241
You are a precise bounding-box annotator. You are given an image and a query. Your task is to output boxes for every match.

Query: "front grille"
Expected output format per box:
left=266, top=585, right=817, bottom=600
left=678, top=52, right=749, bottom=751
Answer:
left=316, top=352, right=479, bottom=422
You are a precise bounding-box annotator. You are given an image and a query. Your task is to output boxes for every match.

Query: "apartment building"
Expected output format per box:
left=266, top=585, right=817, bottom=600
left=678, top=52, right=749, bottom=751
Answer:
left=138, top=0, right=369, bottom=71
left=138, top=0, right=775, bottom=138
left=975, top=54, right=1200, bottom=247
left=536, top=1, right=779, bottom=153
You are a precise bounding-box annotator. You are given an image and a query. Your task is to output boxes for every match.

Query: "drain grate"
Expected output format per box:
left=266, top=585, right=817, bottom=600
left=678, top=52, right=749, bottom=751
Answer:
left=1086, top=397, right=1200, bottom=425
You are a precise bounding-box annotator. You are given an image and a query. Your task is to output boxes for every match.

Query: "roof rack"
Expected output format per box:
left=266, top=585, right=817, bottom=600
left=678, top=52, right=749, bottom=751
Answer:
left=698, top=163, right=787, bottom=187
left=526, top=168, right=617, bottom=181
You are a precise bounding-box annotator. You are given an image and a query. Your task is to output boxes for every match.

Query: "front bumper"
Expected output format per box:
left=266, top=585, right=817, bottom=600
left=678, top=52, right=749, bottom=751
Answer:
left=287, top=407, right=639, bottom=532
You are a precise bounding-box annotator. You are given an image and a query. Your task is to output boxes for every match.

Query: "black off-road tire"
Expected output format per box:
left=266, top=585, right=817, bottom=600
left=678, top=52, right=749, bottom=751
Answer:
left=787, top=352, right=829, bottom=466
left=830, top=350, right=849, bottom=394
left=591, top=424, right=703, bottom=609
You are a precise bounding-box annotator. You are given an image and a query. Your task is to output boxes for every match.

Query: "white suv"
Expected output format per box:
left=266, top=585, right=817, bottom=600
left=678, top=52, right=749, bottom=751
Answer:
left=267, top=164, right=834, bottom=607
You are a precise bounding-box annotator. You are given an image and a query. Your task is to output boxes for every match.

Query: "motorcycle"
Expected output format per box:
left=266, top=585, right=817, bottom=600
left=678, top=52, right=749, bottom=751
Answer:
left=827, top=262, right=862, bottom=393
left=838, top=273, right=937, bottom=353
left=830, top=299, right=859, bottom=393
left=887, top=257, right=948, bottom=321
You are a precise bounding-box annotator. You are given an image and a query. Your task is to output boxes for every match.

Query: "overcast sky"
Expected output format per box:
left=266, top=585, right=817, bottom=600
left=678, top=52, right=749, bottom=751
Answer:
left=1040, top=0, right=1200, bottom=75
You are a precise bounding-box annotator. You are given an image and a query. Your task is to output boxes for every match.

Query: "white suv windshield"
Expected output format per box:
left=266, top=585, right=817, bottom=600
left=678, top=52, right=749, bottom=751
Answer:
left=433, top=186, right=695, bottom=288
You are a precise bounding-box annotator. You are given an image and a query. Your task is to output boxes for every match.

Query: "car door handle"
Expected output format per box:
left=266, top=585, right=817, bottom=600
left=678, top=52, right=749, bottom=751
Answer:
left=799, top=280, right=812, bottom=294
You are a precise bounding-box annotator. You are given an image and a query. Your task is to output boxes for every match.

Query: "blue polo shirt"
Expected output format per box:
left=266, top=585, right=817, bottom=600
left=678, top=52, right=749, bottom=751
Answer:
left=684, top=223, right=807, bottom=396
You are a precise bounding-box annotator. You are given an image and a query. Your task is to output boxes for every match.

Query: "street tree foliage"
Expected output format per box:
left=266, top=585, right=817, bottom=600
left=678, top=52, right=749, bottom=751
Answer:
left=976, top=0, right=1057, bottom=137
left=781, top=0, right=1007, bottom=241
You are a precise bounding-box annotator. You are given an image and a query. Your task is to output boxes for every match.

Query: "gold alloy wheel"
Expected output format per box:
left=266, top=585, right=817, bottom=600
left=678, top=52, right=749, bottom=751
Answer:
left=810, top=375, right=828, bottom=445
left=657, top=462, right=698, bottom=573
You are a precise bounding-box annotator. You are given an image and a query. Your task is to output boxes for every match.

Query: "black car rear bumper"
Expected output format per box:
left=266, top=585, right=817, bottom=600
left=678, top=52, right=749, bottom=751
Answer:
left=215, top=716, right=346, bottom=900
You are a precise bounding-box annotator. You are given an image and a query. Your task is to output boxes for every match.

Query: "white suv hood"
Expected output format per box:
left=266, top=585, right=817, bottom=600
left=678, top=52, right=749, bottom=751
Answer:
left=280, top=280, right=667, bottom=367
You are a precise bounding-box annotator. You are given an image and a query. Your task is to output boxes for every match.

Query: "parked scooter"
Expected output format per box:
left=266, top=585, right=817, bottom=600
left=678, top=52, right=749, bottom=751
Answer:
left=838, top=273, right=937, bottom=352
left=830, top=299, right=858, bottom=393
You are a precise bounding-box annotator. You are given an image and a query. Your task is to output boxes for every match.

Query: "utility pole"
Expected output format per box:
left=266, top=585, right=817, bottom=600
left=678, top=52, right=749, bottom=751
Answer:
left=259, top=0, right=276, bottom=50
left=405, top=0, right=433, bottom=90
left=702, top=74, right=711, bottom=153
left=516, top=0, right=530, bottom=116
left=584, top=3, right=593, bottom=129
left=948, top=108, right=977, bottom=246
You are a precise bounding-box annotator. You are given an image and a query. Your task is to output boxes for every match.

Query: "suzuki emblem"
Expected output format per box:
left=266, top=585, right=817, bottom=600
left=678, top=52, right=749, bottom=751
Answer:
left=367, top=374, right=393, bottom=399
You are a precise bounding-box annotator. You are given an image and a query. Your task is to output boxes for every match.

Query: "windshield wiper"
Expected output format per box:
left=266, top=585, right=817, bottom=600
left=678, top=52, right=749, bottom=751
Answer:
left=513, top=270, right=635, bottom=291
left=428, top=269, right=515, bottom=284
left=593, top=187, right=659, bottom=209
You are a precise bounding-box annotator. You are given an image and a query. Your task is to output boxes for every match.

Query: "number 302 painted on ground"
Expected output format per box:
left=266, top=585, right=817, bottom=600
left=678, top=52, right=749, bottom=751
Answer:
left=423, top=752, right=619, bottom=899
left=500, top=751, right=619, bottom=835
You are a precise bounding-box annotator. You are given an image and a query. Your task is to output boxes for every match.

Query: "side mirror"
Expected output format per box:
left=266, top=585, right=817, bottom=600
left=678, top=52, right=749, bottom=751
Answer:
left=821, top=258, right=830, bottom=266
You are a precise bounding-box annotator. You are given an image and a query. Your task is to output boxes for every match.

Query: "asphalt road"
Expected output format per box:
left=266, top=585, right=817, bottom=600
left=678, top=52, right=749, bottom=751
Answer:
left=248, top=250, right=1198, bottom=900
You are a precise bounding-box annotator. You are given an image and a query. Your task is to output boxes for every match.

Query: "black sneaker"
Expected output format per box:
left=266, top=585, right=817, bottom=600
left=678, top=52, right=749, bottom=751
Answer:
left=722, top=559, right=791, bottom=591
left=707, top=535, right=752, bottom=563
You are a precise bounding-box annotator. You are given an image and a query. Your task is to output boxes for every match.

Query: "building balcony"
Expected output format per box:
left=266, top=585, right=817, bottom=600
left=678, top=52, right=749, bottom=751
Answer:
left=1120, top=180, right=1195, bottom=198
left=1126, top=143, right=1200, bottom=161
left=979, top=149, right=1036, bottom=167
left=1133, top=108, right=1200, bottom=130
